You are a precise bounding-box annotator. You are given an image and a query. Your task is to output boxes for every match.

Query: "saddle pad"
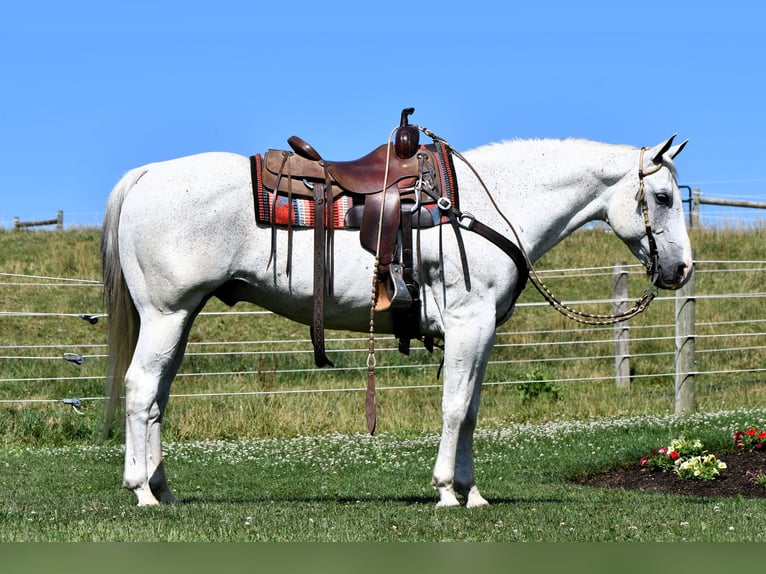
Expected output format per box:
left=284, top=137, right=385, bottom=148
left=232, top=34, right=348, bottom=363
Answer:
left=251, top=142, right=459, bottom=230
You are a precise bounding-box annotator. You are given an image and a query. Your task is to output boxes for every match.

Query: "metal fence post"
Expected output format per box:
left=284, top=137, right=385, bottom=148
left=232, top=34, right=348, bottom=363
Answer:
left=613, top=262, right=630, bottom=389
left=675, top=260, right=696, bottom=414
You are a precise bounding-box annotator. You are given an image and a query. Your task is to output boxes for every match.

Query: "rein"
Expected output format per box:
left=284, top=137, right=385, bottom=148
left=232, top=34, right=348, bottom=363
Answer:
left=420, top=127, right=662, bottom=326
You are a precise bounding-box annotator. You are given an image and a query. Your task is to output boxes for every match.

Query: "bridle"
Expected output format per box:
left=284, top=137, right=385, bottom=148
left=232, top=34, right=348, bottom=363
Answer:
left=636, top=146, right=664, bottom=287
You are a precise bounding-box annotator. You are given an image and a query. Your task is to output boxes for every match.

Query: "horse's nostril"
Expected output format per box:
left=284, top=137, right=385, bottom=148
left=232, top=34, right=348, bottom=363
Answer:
left=675, top=263, right=692, bottom=286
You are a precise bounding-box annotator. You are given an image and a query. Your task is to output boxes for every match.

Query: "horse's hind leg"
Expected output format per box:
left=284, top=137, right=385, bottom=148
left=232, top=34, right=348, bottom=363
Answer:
left=123, top=311, right=192, bottom=506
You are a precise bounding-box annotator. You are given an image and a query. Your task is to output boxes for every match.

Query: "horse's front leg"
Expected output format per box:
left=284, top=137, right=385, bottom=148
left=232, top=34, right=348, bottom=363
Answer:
left=432, top=320, right=495, bottom=508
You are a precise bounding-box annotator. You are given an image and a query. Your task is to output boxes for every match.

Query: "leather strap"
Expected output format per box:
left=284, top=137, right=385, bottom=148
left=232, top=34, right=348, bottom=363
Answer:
left=458, top=214, right=529, bottom=306
left=311, top=178, right=333, bottom=368
left=365, top=367, right=376, bottom=434
left=324, top=163, right=335, bottom=298
left=268, top=152, right=291, bottom=270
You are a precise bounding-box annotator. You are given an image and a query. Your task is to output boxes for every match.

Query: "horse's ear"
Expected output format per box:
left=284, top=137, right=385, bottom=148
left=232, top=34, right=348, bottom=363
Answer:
left=649, top=134, right=677, bottom=165
left=667, top=139, right=688, bottom=160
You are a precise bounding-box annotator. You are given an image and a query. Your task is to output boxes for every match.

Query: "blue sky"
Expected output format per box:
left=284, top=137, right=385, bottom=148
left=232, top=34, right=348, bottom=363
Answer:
left=1, top=1, right=764, bottom=228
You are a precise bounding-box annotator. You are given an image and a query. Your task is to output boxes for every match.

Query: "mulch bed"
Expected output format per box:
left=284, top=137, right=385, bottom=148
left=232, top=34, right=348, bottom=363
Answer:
left=571, top=449, right=766, bottom=498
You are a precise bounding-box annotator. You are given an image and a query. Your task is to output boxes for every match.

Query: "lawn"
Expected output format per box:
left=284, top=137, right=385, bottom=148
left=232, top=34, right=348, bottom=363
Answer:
left=2, top=408, right=766, bottom=542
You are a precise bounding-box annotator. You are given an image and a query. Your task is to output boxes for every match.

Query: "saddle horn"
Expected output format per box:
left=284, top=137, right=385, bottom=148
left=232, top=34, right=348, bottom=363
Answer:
left=394, top=107, right=419, bottom=159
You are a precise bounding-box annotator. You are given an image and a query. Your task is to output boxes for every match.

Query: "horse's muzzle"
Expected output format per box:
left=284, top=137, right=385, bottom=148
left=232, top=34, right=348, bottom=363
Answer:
left=655, top=261, right=693, bottom=290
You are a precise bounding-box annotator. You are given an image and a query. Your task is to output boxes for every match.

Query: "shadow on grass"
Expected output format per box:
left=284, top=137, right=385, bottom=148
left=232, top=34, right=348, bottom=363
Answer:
left=175, top=493, right=566, bottom=506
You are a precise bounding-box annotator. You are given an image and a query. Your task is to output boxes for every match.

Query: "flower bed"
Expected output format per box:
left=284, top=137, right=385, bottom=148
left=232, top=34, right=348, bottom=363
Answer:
left=573, top=428, right=766, bottom=498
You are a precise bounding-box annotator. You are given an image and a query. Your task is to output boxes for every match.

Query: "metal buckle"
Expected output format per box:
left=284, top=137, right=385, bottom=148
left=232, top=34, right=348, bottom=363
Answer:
left=437, top=197, right=452, bottom=211
left=458, top=212, right=476, bottom=230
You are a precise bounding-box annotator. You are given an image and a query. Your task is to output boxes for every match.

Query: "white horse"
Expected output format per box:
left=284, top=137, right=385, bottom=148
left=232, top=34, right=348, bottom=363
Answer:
left=102, top=132, right=692, bottom=507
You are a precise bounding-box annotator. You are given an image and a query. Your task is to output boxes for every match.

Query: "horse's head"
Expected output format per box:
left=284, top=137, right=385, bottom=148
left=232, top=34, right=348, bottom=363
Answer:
left=606, top=135, right=693, bottom=290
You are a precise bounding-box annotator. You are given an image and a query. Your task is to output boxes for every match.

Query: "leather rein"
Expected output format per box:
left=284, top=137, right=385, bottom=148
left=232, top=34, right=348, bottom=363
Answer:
left=421, top=127, right=663, bottom=326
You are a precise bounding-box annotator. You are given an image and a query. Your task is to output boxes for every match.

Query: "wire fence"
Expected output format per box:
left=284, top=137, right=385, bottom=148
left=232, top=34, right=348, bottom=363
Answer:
left=1, top=260, right=765, bottom=415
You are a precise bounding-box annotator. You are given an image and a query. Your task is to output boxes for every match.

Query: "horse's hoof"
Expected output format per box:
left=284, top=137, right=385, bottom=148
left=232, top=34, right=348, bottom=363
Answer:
left=435, top=486, right=462, bottom=508
left=135, top=494, right=161, bottom=507
left=466, top=487, right=490, bottom=508
left=127, top=483, right=161, bottom=506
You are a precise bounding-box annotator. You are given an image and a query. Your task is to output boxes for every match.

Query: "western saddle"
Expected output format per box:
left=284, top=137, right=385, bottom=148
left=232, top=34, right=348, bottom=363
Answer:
left=253, top=109, right=459, bottom=368
left=249, top=110, right=530, bottom=434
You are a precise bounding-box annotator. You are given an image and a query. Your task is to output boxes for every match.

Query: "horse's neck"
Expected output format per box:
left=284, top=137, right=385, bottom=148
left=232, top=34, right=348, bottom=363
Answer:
left=460, top=140, right=634, bottom=261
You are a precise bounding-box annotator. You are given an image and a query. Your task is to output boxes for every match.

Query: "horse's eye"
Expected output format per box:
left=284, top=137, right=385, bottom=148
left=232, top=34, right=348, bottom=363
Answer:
left=655, top=192, right=672, bottom=206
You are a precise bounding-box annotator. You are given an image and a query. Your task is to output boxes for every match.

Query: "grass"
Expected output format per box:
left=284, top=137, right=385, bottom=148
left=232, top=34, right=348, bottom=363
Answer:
left=2, top=408, right=766, bottom=541
left=1, top=226, right=765, bottom=541
left=1, top=226, right=766, bottom=445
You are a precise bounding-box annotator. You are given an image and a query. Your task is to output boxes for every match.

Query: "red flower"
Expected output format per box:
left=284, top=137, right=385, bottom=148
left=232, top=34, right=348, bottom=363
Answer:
left=640, top=456, right=649, bottom=467
left=747, top=429, right=757, bottom=436
left=669, top=451, right=680, bottom=460
left=758, top=431, right=766, bottom=440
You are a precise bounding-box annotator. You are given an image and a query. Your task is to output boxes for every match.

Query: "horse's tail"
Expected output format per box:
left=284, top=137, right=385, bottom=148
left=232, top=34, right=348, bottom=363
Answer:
left=101, top=167, right=147, bottom=439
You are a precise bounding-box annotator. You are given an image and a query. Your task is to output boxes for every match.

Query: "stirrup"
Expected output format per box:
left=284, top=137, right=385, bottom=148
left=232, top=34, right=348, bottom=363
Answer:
left=375, top=264, right=413, bottom=312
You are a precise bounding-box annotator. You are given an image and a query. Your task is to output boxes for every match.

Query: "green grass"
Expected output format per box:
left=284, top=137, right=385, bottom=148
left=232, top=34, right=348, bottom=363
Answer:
left=1, top=226, right=766, bottom=445
left=2, top=408, right=765, bottom=541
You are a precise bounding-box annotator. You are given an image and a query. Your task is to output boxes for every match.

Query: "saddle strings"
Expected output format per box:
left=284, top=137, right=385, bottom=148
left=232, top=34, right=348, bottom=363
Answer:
left=417, top=126, right=658, bottom=326
left=364, top=124, right=401, bottom=434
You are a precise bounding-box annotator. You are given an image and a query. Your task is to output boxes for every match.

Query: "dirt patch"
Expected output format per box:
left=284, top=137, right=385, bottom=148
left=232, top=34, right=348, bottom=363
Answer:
left=571, top=450, right=766, bottom=499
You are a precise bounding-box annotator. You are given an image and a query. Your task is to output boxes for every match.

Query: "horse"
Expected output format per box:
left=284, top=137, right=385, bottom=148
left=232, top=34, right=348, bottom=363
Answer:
left=102, top=131, right=692, bottom=507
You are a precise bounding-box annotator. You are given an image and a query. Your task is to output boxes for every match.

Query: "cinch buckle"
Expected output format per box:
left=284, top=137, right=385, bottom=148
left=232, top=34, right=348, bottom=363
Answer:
left=457, top=212, right=476, bottom=230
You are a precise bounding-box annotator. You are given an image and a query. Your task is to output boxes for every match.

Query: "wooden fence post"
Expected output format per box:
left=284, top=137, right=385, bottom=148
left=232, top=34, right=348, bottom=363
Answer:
left=613, top=262, right=630, bottom=389
left=675, top=260, right=696, bottom=414
left=691, top=188, right=700, bottom=228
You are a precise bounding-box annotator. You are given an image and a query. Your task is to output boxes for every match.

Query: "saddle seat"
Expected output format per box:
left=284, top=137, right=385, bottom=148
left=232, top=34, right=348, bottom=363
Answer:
left=263, top=135, right=425, bottom=199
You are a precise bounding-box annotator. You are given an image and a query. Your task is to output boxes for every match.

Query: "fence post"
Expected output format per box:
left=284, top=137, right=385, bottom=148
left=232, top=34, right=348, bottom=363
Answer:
left=613, top=262, right=630, bottom=389
left=675, top=261, right=696, bottom=414
left=56, top=210, right=63, bottom=230
left=691, top=188, right=700, bottom=228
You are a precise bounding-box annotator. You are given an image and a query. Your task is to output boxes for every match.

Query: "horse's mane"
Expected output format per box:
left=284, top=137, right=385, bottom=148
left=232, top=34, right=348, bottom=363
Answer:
left=468, top=137, right=632, bottom=155
left=466, top=137, right=678, bottom=178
